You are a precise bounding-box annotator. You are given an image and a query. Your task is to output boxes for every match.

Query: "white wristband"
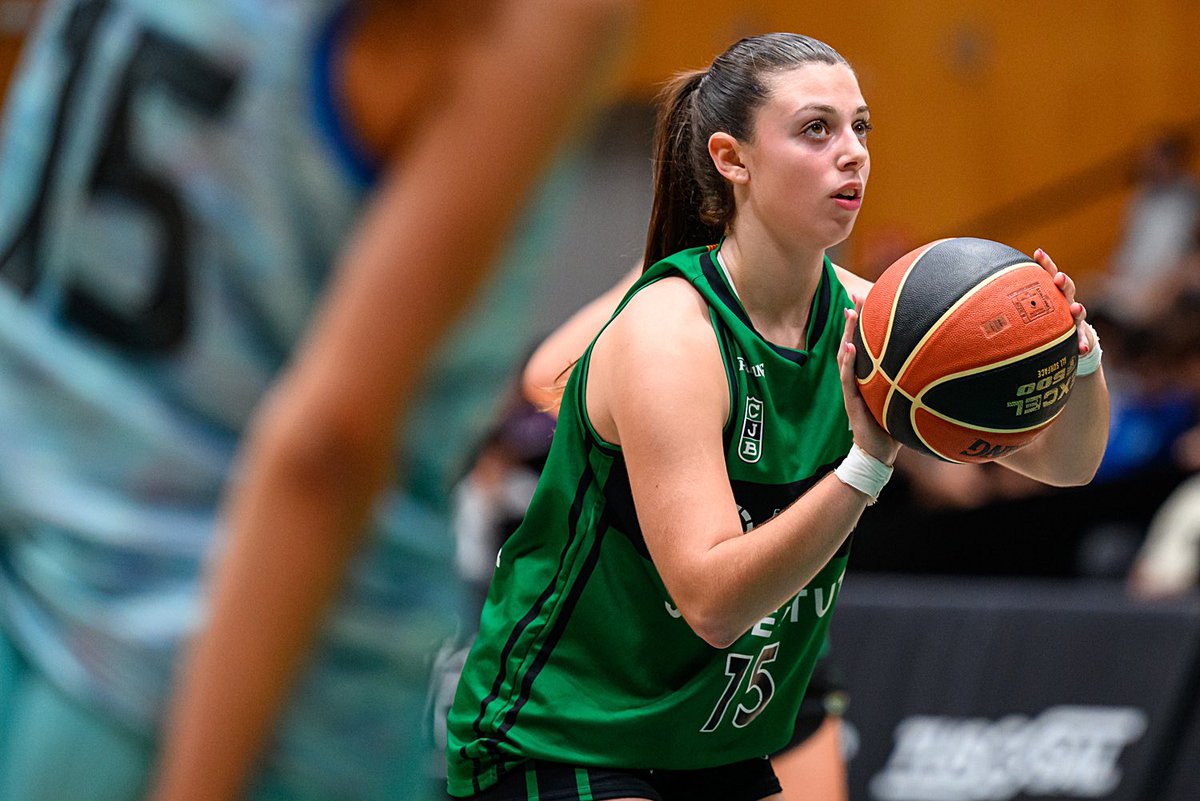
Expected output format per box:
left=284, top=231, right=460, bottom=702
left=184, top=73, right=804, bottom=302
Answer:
left=1076, top=325, right=1102, bottom=377
left=834, top=443, right=894, bottom=505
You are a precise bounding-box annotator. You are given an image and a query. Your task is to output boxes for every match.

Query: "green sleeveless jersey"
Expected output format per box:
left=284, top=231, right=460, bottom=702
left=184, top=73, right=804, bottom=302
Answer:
left=446, top=246, right=855, bottom=796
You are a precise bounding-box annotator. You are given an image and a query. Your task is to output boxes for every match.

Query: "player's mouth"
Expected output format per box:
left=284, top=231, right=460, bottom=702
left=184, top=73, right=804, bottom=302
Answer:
left=832, top=183, right=863, bottom=210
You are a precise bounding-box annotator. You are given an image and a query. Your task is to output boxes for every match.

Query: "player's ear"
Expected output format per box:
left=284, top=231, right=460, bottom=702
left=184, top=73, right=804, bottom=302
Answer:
left=709, top=132, right=748, bottom=184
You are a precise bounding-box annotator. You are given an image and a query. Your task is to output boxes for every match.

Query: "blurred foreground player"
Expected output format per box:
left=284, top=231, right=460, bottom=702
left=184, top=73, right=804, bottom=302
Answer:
left=0, top=1, right=633, bottom=799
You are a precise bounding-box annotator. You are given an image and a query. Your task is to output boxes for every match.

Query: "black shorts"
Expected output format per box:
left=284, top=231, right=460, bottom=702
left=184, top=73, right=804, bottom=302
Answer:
left=462, top=757, right=782, bottom=801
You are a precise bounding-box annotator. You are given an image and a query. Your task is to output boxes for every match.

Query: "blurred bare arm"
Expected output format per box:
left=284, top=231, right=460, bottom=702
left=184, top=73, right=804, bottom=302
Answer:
left=523, top=262, right=640, bottom=413
left=148, top=2, right=634, bottom=799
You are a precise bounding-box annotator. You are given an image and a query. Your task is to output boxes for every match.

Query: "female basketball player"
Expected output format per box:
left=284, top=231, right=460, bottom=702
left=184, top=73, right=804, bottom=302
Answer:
left=0, top=1, right=631, bottom=800
left=522, top=264, right=853, bottom=801
left=446, top=32, right=1109, bottom=801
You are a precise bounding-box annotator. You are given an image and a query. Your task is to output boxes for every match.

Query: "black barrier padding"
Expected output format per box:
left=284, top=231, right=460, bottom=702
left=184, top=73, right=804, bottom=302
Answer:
left=1149, top=655, right=1200, bottom=801
left=828, top=574, right=1200, bottom=801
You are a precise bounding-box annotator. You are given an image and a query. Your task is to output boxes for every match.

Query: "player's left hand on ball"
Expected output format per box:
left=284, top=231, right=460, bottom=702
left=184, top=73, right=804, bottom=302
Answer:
left=1034, top=247, right=1097, bottom=356
left=839, top=301, right=900, bottom=465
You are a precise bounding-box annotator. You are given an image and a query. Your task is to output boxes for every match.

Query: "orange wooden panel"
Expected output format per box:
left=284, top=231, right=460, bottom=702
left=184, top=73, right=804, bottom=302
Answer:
left=620, top=0, right=1200, bottom=283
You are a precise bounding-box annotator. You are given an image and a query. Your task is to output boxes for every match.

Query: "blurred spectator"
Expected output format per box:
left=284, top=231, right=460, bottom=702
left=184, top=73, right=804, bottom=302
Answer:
left=1098, top=134, right=1200, bottom=323
left=1087, top=316, right=1196, bottom=485
left=1127, top=474, right=1200, bottom=599
left=1140, top=216, right=1200, bottom=327
left=451, top=392, right=556, bottom=625
left=1125, top=289, right=1200, bottom=598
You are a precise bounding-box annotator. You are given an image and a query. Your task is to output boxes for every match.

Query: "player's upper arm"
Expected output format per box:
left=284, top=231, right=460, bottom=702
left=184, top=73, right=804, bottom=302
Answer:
left=585, top=277, right=744, bottom=605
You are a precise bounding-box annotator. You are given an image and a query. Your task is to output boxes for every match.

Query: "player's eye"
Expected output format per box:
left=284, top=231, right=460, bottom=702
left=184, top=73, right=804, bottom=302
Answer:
left=803, top=120, right=830, bottom=139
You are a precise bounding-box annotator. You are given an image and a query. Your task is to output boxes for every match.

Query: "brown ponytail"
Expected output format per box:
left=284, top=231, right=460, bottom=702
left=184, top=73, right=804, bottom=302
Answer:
left=642, top=70, right=722, bottom=269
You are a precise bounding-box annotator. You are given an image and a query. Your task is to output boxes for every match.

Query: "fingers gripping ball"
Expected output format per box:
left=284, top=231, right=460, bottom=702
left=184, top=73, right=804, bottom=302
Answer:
left=852, top=237, right=1078, bottom=463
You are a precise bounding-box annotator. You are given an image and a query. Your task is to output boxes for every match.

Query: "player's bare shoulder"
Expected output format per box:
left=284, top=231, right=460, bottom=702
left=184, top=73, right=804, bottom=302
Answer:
left=587, top=274, right=727, bottom=442
left=602, top=275, right=717, bottom=361
left=833, top=262, right=874, bottom=301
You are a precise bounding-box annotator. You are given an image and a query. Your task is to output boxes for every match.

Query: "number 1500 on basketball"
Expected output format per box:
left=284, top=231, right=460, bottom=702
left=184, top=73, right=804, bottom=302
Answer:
left=1006, top=356, right=1076, bottom=417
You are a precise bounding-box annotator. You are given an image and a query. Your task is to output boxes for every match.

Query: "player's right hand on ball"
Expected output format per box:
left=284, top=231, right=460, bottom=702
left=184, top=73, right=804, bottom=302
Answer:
left=839, top=300, right=900, bottom=466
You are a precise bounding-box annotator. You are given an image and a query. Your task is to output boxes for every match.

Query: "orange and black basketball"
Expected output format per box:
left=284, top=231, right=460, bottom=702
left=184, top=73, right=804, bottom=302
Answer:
left=852, top=237, right=1078, bottom=463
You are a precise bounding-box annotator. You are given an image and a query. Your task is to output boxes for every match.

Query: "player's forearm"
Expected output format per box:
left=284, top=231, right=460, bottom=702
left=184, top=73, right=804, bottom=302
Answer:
left=150, top=415, right=384, bottom=801
left=999, top=367, right=1109, bottom=486
left=676, top=476, right=867, bottom=648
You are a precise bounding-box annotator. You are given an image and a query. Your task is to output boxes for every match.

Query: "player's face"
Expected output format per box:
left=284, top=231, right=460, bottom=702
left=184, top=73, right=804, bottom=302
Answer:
left=739, top=63, right=870, bottom=251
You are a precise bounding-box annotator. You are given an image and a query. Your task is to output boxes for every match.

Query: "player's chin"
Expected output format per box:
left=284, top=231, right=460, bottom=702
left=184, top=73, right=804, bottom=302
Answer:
left=791, top=212, right=858, bottom=251
left=824, top=217, right=858, bottom=248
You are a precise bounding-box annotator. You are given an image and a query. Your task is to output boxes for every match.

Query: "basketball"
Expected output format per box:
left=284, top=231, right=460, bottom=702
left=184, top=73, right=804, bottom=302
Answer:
left=852, top=237, right=1079, bottom=463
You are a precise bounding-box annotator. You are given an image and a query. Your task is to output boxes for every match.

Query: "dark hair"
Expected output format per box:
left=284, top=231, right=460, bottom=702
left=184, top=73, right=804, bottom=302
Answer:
left=643, top=33, right=851, bottom=268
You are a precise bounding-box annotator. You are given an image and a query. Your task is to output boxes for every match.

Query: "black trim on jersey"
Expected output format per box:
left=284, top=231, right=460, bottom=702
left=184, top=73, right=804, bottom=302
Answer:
left=604, top=457, right=849, bottom=561
left=713, top=320, right=740, bottom=452
left=810, top=263, right=833, bottom=351
left=469, top=441, right=619, bottom=791
left=728, top=458, right=842, bottom=532
left=699, top=250, right=751, bottom=332
left=495, top=505, right=611, bottom=740
left=466, top=454, right=599, bottom=792
left=699, top=251, right=834, bottom=366
left=601, top=456, right=649, bottom=560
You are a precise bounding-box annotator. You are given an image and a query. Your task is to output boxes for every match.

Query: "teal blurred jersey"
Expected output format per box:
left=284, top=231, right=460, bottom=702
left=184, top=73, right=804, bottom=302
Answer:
left=0, top=0, right=576, bottom=796
left=447, top=246, right=856, bottom=796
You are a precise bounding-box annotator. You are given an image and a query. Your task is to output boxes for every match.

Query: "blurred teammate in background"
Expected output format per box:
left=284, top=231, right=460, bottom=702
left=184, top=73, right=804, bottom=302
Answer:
left=0, top=1, right=632, bottom=799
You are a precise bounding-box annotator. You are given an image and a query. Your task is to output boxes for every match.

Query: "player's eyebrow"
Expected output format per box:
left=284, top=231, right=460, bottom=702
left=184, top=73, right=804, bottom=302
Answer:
left=796, top=103, right=871, bottom=115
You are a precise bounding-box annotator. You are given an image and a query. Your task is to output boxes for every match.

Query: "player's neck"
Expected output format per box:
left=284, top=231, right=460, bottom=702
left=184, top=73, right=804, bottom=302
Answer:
left=720, top=230, right=824, bottom=348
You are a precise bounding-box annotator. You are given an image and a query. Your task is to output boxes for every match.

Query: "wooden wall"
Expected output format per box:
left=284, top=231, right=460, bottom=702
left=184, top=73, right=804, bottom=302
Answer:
left=5, top=1, right=1196, bottom=284
left=615, top=0, right=1200, bottom=282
